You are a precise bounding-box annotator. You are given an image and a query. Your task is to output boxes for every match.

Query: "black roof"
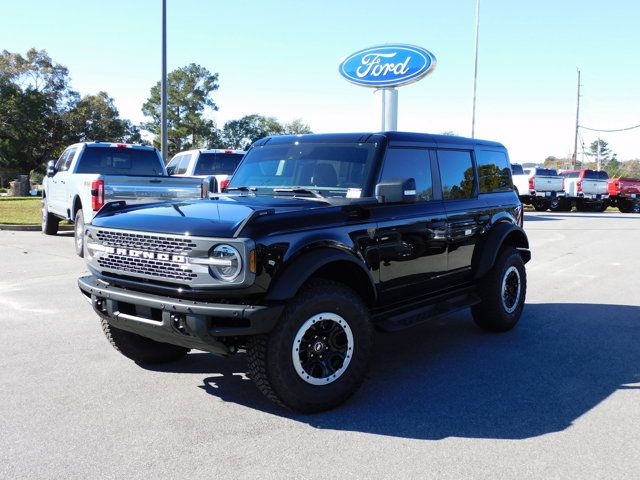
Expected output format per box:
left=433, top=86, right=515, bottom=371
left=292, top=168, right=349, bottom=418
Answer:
left=253, top=131, right=504, bottom=149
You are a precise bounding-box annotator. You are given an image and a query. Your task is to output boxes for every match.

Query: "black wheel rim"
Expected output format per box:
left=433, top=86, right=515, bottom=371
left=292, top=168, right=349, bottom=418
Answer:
left=292, top=313, right=354, bottom=385
left=501, top=266, right=521, bottom=314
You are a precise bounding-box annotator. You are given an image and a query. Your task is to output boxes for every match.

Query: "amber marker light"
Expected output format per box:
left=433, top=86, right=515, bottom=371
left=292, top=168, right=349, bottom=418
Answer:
left=249, top=250, right=257, bottom=273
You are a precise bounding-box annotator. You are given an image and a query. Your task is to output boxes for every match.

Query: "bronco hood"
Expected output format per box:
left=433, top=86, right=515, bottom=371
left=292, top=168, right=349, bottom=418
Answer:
left=90, top=196, right=329, bottom=238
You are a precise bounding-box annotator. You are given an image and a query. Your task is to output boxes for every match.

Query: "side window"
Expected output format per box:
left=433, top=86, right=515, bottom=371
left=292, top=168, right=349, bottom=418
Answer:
left=166, top=155, right=182, bottom=174
left=55, top=149, right=71, bottom=172
left=379, top=148, right=433, bottom=201
left=476, top=150, right=513, bottom=193
left=511, top=164, right=524, bottom=175
left=176, top=154, right=191, bottom=175
left=63, top=148, right=77, bottom=172
left=437, top=150, right=475, bottom=200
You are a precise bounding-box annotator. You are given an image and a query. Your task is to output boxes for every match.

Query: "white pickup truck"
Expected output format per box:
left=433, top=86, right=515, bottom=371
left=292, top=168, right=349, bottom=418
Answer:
left=166, top=149, right=245, bottom=191
left=42, top=142, right=208, bottom=256
left=512, top=165, right=566, bottom=211
left=556, top=169, right=610, bottom=212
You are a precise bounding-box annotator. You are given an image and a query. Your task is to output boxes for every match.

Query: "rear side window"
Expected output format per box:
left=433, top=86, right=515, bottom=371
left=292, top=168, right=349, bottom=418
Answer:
left=75, top=147, right=164, bottom=176
left=511, top=164, right=524, bottom=175
left=437, top=150, right=475, bottom=200
left=194, top=153, right=244, bottom=176
left=476, top=150, right=513, bottom=193
left=584, top=170, right=609, bottom=180
left=379, top=148, right=433, bottom=201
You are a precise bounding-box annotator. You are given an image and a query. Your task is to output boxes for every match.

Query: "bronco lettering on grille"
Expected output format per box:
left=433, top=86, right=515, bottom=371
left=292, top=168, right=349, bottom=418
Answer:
left=104, top=246, right=186, bottom=264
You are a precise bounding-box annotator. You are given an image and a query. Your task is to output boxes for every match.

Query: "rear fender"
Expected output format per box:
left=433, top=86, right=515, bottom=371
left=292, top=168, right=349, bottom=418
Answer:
left=473, top=222, right=530, bottom=280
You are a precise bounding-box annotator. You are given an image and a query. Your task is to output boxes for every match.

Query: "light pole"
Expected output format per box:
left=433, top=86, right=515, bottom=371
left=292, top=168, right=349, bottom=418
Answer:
left=161, top=0, right=168, bottom=163
left=471, top=0, right=480, bottom=138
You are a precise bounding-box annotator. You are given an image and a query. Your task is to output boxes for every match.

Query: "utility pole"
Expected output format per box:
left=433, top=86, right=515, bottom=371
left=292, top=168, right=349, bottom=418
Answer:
left=573, top=69, right=581, bottom=168
left=471, top=0, right=480, bottom=138
left=161, top=0, right=168, bottom=163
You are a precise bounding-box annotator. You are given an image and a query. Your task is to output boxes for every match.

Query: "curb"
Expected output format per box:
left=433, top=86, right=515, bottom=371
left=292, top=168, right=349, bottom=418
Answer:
left=0, top=224, right=74, bottom=232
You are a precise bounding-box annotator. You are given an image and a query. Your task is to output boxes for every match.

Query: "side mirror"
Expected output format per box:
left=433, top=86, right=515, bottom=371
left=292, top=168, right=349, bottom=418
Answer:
left=166, top=165, right=175, bottom=175
left=201, top=176, right=218, bottom=197
left=375, top=178, right=417, bottom=203
left=46, top=160, right=57, bottom=177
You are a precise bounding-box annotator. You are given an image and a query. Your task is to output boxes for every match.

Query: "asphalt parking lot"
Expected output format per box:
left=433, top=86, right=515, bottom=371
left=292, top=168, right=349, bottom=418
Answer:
left=1, top=211, right=639, bottom=479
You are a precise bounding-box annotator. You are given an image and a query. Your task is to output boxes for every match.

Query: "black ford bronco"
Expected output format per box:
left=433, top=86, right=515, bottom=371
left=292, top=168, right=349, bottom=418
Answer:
left=78, top=132, right=530, bottom=413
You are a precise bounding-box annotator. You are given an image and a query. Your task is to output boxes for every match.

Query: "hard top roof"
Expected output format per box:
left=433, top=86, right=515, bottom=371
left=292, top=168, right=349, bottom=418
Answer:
left=253, top=131, right=504, bottom=148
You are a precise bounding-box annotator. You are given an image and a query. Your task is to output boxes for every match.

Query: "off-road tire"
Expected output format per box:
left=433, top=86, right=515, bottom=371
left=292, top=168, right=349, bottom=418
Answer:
left=532, top=200, right=549, bottom=212
left=471, top=247, right=527, bottom=333
left=101, top=319, right=189, bottom=364
left=246, top=279, right=373, bottom=413
left=74, top=208, right=85, bottom=257
left=41, top=197, right=59, bottom=235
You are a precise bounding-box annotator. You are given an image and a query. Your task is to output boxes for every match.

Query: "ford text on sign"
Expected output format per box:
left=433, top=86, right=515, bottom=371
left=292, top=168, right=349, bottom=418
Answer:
left=339, top=44, right=436, bottom=88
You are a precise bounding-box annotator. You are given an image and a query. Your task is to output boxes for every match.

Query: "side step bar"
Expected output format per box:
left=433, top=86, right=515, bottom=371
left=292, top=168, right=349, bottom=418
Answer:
left=374, top=291, right=481, bottom=332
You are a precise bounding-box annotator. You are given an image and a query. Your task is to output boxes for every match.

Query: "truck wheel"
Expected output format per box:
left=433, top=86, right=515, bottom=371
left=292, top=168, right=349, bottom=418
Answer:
left=41, top=197, right=59, bottom=235
left=575, top=200, right=590, bottom=212
left=595, top=202, right=608, bottom=212
left=74, top=209, right=85, bottom=257
left=101, top=319, right=189, bottom=364
left=246, top=279, right=373, bottom=413
left=532, top=200, right=549, bottom=212
left=618, top=200, right=631, bottom=213
left=632, top=201, right=640, bottom=214
left=549, top=198, right=560, bottom=210
left=472, top=247, right=527, bottom=333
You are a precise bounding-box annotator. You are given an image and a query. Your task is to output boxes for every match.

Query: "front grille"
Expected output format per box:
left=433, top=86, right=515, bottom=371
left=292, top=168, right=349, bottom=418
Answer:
left=96, top=230, right=196, bottom=254
left=97, top=254, right=197, bottom=281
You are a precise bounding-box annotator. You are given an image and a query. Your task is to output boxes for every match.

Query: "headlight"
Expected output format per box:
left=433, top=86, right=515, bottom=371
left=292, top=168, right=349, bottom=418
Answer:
left=209, top=244, right=242, bottom=281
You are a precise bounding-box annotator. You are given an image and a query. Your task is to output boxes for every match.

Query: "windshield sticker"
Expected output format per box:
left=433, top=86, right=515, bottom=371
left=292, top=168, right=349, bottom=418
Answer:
left=346, top=188, right=362, bottom=198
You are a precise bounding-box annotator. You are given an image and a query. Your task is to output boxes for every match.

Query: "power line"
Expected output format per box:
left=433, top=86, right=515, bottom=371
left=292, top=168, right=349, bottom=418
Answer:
left=579, top=123, right=640, bottom=133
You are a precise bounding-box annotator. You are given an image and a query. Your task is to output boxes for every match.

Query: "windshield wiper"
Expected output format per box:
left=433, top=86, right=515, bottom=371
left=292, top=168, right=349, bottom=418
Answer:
left=226, top=186, right=257, bottom=192
left=273, top=188, right=325, bottom=198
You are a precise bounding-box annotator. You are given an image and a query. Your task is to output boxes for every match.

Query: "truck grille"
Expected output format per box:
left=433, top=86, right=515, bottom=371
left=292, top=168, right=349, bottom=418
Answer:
left=97, top=255, right=197, bottom=281
left=96, top=230, right=196, bottom=254
left=95, top=230, right=198, bottom=281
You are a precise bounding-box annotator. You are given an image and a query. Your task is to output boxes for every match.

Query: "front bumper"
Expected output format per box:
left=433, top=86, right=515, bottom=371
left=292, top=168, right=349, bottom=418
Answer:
left=78, top=275, right=284, bottom=355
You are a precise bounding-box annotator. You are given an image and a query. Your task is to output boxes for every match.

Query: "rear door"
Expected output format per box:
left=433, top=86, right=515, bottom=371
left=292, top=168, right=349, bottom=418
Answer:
left=373, top=147, right=448, bottom=304
left=437, top=148, right=489, bottom=281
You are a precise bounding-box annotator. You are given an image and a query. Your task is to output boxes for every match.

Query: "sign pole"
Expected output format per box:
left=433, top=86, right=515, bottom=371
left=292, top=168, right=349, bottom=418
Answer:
left=383, top=88, right=398, bottom=131
left=161, top=0, right=168, bottom=163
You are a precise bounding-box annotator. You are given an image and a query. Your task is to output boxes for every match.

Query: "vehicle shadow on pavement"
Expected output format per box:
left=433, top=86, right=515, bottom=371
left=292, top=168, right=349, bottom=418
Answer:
left=146, top=303, right=640, bottom=440
left=522, top=214, right=561, bottom=222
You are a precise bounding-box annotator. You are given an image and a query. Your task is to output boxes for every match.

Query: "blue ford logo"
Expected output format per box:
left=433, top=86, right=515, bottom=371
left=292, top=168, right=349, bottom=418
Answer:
left=339, top=44, right=436, bottom=88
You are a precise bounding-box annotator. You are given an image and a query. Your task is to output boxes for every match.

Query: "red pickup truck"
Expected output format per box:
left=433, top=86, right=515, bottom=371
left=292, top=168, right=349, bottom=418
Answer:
left=608, top=178, right=640, bottom=213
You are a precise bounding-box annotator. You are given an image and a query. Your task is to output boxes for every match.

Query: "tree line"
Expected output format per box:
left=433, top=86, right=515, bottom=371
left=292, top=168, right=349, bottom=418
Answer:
left=0, top=48, right=311, bottom=182
left=543, top=139, right=640, bottom=178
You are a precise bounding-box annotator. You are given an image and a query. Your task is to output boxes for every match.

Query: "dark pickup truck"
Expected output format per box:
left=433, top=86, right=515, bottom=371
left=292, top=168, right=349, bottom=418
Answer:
left=78, top=132, right=531, bottom=412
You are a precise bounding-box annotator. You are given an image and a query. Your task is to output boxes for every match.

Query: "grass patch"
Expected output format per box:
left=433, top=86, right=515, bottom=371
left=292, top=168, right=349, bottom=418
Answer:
left=0, top=197, right=42, bottom=224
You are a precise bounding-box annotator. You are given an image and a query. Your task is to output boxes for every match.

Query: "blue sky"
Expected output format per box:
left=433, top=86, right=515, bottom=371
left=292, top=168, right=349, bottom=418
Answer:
left=1, top=0, right=639, bottom=163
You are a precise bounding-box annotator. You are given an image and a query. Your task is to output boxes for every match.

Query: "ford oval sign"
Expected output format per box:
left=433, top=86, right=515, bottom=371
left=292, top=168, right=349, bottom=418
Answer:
left=339, top=44, right=436, bottom=88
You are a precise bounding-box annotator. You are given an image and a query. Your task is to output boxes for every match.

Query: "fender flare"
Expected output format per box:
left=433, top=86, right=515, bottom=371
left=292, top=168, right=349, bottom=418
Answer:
left=264, top=247, right=377, bottom=304
left=472, top=222, right=530, bottom=280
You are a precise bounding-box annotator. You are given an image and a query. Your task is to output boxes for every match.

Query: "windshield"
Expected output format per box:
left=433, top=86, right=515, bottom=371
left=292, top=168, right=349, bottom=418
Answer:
left=76, top=147, right=164, bottom=176
left=194, top=153, right=244, bottom=175
left=228, top=142, right=377, bottom=197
